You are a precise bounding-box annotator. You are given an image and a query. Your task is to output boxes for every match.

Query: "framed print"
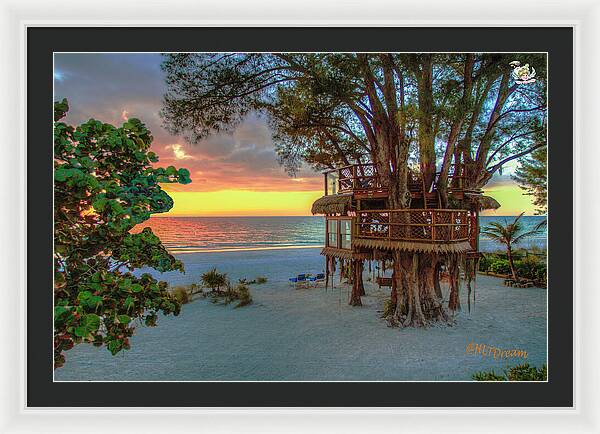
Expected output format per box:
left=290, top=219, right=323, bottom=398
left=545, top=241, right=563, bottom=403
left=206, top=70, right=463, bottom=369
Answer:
left=1, top=0, right=597, bottom=431
left=34, top=25, right=570, bottom=403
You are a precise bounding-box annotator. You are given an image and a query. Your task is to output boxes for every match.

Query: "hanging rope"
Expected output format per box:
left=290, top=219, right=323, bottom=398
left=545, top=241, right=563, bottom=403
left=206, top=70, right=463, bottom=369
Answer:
left=325, top=255, right=329, bottom=292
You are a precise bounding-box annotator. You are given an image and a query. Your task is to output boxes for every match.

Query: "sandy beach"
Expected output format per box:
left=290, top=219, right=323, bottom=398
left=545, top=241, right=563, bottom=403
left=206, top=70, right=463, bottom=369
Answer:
left=54, top=247, right=547, bottom=381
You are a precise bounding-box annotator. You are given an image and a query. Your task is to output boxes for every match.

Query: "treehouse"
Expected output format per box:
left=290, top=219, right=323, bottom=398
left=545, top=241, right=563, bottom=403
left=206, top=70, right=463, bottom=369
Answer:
left=312, top=163, right=500, bottom=265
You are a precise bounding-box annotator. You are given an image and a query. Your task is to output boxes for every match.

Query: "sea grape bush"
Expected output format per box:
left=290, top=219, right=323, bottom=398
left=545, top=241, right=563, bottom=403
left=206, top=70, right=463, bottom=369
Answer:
left=53, top=99, right=191, bottom=368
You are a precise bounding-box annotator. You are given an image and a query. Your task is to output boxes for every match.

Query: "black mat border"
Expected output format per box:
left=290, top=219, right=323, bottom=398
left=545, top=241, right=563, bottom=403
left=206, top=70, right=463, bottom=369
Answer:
left=27, top=27, right=573, bottom=407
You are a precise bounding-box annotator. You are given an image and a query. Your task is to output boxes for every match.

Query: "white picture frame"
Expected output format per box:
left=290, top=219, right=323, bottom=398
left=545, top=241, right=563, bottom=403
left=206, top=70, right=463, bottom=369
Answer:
left=1, top=0, right=597, bottom=432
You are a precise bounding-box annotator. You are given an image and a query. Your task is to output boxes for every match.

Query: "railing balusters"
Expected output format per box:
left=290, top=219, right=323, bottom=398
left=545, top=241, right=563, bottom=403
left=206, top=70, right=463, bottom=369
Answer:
left=355, top=209, right=469, bottom=243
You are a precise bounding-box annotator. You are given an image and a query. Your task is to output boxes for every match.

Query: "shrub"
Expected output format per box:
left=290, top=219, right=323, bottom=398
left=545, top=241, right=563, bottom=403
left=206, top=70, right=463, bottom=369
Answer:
left=171, top=286, right=191, bottom=304
left=255, top=276, right=268, bottom=284
left=472, top=370, right=507, bottom=381
left=201, top=268, right=228, bottom=292
left=205, top=280, right=253, bottom=308
left=473, top=364, right=547, bottom=381
left=507, top=363, right=547, bottom=381
left=514, top=256, right=547, bottom=283
left=235, top=283, right=253, bottom=307
left=488, top=258, right=511, bottom=275
left=220, top=282, right=237, bottom=305
left=478, top=254, right=491, bottom=272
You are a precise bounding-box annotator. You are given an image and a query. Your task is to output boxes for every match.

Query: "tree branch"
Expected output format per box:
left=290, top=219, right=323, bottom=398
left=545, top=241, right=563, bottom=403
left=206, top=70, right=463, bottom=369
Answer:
left=487, top=143, right=546, bottom=174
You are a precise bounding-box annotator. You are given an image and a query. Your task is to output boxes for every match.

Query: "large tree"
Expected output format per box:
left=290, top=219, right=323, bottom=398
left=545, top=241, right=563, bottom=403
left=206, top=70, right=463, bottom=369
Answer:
left=161, top=53, right=547, bottom=326
left=54, top=100, right=191, bottom=367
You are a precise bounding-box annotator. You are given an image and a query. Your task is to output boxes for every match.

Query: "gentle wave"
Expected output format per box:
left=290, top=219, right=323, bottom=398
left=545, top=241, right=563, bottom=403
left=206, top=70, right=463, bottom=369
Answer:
left=132, top=216, right=325, bottom=254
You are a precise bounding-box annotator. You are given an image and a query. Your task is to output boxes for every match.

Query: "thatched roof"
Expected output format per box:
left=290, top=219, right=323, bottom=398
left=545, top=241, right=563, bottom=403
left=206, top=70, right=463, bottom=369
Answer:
left=320, top=247, right=371, bottom=260
left=465, top=194, right=501, bottom=211
left=311, top=194, right=353, bottom=215
left=352, top=238, right=473, bottom=254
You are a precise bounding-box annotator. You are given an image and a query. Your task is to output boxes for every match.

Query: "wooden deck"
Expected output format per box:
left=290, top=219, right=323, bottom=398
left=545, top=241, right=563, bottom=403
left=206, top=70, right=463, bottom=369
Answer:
left=324, top=208, right=478, bottom=254
left=355, top=209, right=471, bottom=243
left=324, top=163, right=475, bottom=200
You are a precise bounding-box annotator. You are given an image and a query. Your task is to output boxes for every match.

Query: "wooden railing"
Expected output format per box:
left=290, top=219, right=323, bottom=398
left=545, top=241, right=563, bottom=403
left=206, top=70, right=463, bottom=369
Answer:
left=324, top=163, right=475, bottom=196
left=355, top=209, right=471, bottom=243
left=325, top=163, right=385, bottom=196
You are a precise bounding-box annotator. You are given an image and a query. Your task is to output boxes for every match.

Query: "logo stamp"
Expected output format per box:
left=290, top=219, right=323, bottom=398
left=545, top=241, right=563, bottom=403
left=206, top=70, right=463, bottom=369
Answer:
left=509, top=60, right=537, bottom=84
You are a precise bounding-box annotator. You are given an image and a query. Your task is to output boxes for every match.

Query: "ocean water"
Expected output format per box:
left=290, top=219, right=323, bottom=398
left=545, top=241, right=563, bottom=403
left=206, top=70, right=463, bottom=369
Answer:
left=132, top=216, right=325, bottom=253
left=133, top=215, right=547, bottom=254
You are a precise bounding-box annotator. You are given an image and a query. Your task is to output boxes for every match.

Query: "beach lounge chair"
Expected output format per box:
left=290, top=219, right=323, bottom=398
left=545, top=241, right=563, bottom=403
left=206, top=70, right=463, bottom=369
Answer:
left=308, top=273, right=325, bottom=286
left=289, top=274, right=309, bottom=288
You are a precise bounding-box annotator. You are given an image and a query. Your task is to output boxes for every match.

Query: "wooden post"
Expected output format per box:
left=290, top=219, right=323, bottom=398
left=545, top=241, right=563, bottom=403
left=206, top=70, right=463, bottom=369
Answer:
left=388, top=212, right=391, bottom=240
left=432, top=210, right=436, bottom=241
left=352, top=165, right=357, bottom=190
left=324, top=172, right=328, bottom=196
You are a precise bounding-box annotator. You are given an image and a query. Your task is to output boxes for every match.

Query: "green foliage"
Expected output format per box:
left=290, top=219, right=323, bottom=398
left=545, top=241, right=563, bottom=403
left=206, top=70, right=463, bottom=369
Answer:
left=201, top=268, right=228, bottom=292
left=207, top=279, right=253, bottom=308
left=507, top=363, right=547, bottom=381
left=488, top=258, right=512, bottom=275
left=478, top=252, right=546, bottom=284
left=478, top=254, right=491, bottom=272
left=513, top=146, right=547, bottom=215
left=473, top=364, right=547, bottom=381
left=472, top=370, right=507, bottom=381
left=239, top=276, right=268, bottom=285
left=53, top=100, right=192, bottom=368
left=171, top=286, right=191, bottom=305
left=160, top=53, right=547, bottom=189
left=234, top=283, right=253, bottom=308
left=515, top=256, right=547, bottom=283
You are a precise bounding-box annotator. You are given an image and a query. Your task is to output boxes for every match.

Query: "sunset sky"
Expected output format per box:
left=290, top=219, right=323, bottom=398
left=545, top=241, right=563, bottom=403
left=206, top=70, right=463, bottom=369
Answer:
left=54, top=53, right=537, bottom=217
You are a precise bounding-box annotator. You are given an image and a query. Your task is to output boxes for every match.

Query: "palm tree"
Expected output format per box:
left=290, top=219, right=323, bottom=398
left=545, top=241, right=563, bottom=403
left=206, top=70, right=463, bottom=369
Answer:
left=480, top=213, right=546, bottom=281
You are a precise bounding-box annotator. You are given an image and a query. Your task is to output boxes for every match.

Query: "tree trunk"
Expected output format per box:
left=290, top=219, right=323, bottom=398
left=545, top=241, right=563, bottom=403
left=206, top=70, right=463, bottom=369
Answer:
left=358, top=260, right=366, bottom=296
left=349, top=259, right=363, bottom=306
left=447, top=255, right=461, bottom=312
left=506, top=245, right=518, bottom=281
left=433, top=261, right=443, bottom=299
left=390, top=268, right=398, bottom=307
left=390, top=251, right=448, bottom=327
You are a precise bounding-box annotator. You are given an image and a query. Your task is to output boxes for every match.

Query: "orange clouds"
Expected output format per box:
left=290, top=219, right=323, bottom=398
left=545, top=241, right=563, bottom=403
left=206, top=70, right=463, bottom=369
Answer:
left=151, top=114, right=323, bottom=193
